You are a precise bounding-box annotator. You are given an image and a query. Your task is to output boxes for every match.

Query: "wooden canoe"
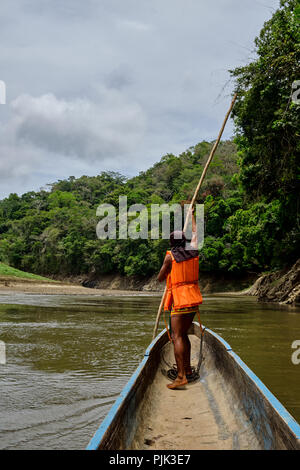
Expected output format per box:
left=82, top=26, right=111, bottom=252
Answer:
left=86, top=323, right=300, bottom=450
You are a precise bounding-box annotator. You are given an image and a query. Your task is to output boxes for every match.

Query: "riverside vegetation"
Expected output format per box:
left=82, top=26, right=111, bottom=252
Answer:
left=0, top=1, right=299, bottom=296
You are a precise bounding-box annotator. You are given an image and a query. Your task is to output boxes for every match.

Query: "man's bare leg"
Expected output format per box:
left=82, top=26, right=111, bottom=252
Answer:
left=183, top=335, right=193, bottom=376
left=167, top=313, right=194, bottom=389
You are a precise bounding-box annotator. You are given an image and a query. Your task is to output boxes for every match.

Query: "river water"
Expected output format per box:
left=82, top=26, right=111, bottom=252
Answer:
left=0, top=292, right=299, bottom=449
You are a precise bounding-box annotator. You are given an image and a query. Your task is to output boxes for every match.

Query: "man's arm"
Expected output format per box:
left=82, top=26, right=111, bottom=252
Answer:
left=190, top=208, right=197, bottom=249
left=185, top=206, right=197, bottom=250
left=157, top=253, right=172, bottom=282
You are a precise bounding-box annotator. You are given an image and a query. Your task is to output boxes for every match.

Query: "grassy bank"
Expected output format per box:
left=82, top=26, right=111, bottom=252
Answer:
left=0, top=263, right=55, bottom=282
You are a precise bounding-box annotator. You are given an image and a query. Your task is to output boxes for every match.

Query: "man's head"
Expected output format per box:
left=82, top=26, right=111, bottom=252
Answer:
left=170, top=230, right=186, bottom=248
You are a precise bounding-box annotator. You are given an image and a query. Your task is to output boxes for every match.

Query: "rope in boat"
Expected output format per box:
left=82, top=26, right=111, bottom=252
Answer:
left=161, top=308, right=206, bottom=382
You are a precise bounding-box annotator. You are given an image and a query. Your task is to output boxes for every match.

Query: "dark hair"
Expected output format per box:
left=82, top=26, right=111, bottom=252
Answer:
left=170, top=230, right=186, bottom=248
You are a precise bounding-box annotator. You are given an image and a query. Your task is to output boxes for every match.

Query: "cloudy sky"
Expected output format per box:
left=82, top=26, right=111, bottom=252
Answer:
left=0, top=0, right=279, bottom=198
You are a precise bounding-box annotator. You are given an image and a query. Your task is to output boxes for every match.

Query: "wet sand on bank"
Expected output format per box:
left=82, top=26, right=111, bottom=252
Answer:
left=0, top=275, right=254, bottom=298
left=0, top=277, right=160, bottom=296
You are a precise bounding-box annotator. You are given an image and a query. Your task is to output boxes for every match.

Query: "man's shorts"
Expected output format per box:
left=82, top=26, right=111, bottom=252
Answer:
left=170, top=305, right=199, bottom=316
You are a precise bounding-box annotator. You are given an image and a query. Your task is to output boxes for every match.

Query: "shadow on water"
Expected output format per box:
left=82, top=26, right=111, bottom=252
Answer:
left=0, top=293, right=299, bottom=449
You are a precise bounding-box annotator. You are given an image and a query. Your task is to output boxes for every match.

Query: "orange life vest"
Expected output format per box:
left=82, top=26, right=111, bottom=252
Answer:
left=164, top=250, right=203, bottom=311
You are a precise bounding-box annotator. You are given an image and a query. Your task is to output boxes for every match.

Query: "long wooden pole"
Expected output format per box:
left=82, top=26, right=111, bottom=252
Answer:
left=152, top=93, right=237, bottom=340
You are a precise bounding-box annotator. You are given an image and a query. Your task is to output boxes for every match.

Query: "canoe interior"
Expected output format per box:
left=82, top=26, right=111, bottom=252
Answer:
left=87, top=323, right=300, bottom=450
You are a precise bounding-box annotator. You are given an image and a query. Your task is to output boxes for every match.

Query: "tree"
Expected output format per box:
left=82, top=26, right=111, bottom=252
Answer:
left=230, top=0, right=299, bottom=202
left=229, top=0, right=300, bottom=266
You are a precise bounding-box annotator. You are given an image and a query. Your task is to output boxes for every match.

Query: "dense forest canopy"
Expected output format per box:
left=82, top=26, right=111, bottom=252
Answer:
left=0, top=0, right=299, bottom=279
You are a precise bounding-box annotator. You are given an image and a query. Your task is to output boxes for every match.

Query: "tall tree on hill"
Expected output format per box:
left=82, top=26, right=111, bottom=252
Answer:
left=230, top=0, right=300, bottom=265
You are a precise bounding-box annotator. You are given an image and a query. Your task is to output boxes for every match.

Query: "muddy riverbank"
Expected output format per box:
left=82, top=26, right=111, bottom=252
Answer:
left=52, top=271, right=258, bottom=295
left=1, top=259, right=299, bottom=305
left=244, top=259, right=300, bottom=305
left=0, top=277, right=149, bottom=296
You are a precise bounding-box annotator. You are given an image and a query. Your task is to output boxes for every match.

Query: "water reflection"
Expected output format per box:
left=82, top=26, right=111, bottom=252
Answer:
left=0, top=293, right=299, bottom=449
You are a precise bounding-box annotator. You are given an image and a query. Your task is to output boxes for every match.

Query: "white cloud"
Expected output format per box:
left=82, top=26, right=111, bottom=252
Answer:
left=0, top=0, right=280, bottom=197
left=10, top=90, right=146, bottom=160
left=116, top=19, right=152, bottom=32
left=0, top=88, right=147, bottom=196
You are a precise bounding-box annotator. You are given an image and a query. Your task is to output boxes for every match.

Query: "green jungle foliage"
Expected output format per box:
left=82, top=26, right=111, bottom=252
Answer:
left=0, top=0, right=299, bottom=278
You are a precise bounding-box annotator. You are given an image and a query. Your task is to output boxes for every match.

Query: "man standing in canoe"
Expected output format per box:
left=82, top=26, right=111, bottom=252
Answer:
left=157, top=207, right=202, bottom=389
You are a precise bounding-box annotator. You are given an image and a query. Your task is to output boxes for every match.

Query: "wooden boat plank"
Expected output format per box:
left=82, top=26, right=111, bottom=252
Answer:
left=131, top=333, right=261, bottom=450
left=86, top=323, right=300, bottom=450
left=86, top=329, right=168, bottom=450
